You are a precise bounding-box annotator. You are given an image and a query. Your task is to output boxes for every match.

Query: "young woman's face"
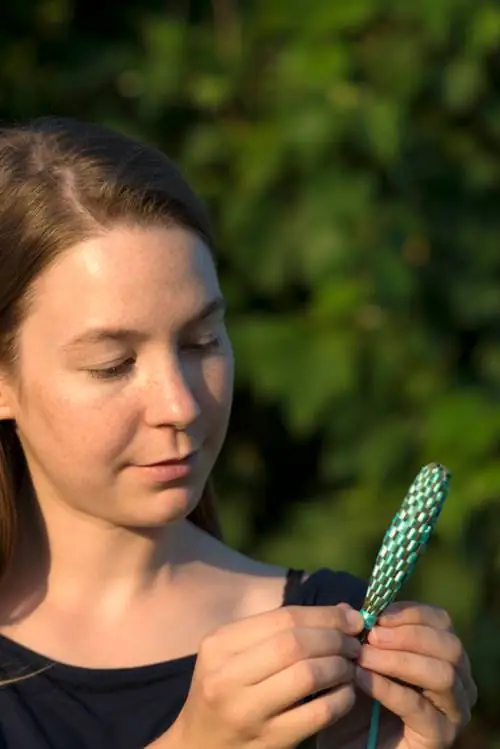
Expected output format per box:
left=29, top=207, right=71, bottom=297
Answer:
left=2, top=224, right=234, bottom=528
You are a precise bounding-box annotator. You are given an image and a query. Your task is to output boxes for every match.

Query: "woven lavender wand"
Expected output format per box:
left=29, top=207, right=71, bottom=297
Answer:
left=360, top=463, right=451, bottom=749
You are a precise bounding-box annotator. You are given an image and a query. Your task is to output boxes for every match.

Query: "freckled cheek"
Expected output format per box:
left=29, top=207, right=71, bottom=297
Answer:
left=25, top=381, right=136, bottom=464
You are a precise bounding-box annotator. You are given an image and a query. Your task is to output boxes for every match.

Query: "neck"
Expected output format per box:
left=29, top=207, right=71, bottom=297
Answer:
left=9, top=481, right=210, bottom=610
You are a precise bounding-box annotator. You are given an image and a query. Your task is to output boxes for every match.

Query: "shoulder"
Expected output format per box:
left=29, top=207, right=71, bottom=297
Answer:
left=236, top=562, right=367, bottom=622
left=192, top=527, right=367, bottom=617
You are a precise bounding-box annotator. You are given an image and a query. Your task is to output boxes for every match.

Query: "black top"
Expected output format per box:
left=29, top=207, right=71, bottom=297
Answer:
left=0, top=567, right=366, bottom=749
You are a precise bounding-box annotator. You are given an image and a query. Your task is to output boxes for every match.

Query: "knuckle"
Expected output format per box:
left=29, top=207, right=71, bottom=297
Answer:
left=199, top=631, right=219, bottom=662
left=331, top=605, right=350, bottom=630
left=296, top=660, right=318, bottom=694
left=310, top=684, right=356, bottom=726
left=447, top=633, right=464, bottom=665
left=308, top=694, right=335, bottom=726
left=275, top=630, right=306, bottom=662
left=436, top=606, right=452, bottom=630
left=338, top=657, right=355, bottom=682
left=331, top=607, right=349, bottom=630
left=329, top=655, right=354, bottom=684
left=297, top=656, right=354, bottom=697
left=201, top=672, right=226, bottom=705
left=437, top=663, right=456, bottom=692
left=281, top=606, right=302, bottom=628
left=338, top=683, right=357, bottom=713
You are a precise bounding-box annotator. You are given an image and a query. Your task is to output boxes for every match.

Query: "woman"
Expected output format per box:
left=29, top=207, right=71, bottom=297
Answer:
left=0, top=117, right=475, bottom=749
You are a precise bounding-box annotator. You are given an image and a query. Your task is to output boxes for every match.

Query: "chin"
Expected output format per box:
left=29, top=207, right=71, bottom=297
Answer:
left=118, top=484, right=201, bottom=529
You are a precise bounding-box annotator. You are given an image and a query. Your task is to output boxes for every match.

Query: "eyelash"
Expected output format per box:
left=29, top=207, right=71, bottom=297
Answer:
left=87, top=337, right=222, bottom=381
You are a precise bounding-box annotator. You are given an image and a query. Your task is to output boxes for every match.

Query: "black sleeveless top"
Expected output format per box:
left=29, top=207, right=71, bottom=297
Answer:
left=0, top=568, right=366, bottom=748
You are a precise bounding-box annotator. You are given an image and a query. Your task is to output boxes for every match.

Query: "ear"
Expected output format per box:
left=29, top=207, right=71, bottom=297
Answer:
left=0, top=376, right=16, bottom=422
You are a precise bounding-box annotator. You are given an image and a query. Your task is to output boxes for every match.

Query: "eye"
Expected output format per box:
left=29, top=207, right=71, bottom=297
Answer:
left=183, top=336, right=222, bottom=352
left=87, top=358, right=135, bottom=380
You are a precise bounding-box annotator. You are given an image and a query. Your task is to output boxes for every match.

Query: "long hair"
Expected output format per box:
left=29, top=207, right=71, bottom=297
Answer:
left=0, top=116, right=224, bottom=584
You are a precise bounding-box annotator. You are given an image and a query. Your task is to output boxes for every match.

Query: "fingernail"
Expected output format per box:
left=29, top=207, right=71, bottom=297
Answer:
left=370, top=627, right=393, bottom=644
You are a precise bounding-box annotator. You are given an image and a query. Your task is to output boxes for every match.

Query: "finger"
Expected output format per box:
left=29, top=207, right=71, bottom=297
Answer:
left=201, top=605, right=364, bottom=662
left=423, top=676, right=472, bottom=728
left=355, top=667, right=457, bottom=743
left=255, top=655, right=355, bottom=716
left=368, top=625, right=463, bottom=665
left=358, top=646, right=470, bottom=726
left=214, top=627, right=361, bottom=688
left=456, top=649, right=478, bottom=708
left=369, top=615, right=477, bottom=710
left=358, top=645, right=458, bottom=696
left=270, top=683, right=357, bottom=747
left=378, top=602, right=452, bottom=630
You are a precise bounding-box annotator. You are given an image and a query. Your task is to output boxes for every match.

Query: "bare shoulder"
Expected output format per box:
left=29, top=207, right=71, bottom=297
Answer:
left=191, top=524, right=298, bottom=620
left=239, top=565, right=314, bottom=617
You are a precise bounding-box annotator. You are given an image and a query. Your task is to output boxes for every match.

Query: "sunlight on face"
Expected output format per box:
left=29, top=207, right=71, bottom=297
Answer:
left=8, top=225, right=234, bottom=528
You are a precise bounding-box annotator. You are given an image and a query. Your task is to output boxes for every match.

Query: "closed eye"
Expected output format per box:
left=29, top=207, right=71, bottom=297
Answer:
left=86, top=337, right=222, bottom=381
left=87, top=358, right=136, bottom=381
left=183, top=335, right=222, bottom=352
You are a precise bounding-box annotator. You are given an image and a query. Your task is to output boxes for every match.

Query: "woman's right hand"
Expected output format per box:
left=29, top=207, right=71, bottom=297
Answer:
left=165, top=603, right=364, bottom=749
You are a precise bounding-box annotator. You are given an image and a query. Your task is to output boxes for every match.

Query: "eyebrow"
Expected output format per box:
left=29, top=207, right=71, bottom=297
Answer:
left=62, top=296, right=226, bottom=351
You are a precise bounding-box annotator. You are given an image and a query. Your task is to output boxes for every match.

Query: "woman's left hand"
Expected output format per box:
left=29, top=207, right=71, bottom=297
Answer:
left=355, top=602, right=477, bottom=749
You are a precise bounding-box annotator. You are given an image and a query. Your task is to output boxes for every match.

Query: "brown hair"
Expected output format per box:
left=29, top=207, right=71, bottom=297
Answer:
left=0, top=116, right=224, bottom=583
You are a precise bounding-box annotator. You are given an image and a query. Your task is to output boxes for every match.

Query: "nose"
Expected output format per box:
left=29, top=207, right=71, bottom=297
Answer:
left=142, top=358, right=201, bottom=430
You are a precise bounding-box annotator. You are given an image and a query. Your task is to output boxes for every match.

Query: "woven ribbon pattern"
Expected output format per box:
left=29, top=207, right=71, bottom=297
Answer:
left=360, top=462, right=451, bottom=631
left=358, top=463, right=451, bottom=749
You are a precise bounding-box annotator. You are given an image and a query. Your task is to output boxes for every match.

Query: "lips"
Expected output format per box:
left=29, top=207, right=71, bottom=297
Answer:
left=133, top=452, right=197, bottom=483
left=141, top=454, right=193, bottom=467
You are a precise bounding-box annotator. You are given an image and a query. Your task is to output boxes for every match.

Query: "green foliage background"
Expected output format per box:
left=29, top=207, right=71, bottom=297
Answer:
left=1, top=0, right=499, bottom=744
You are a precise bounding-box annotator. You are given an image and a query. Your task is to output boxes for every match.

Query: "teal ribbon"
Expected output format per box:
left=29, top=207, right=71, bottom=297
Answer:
left=360, top=610, right=377, bottom=630
left=360, top=609, right=381, bottom=749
